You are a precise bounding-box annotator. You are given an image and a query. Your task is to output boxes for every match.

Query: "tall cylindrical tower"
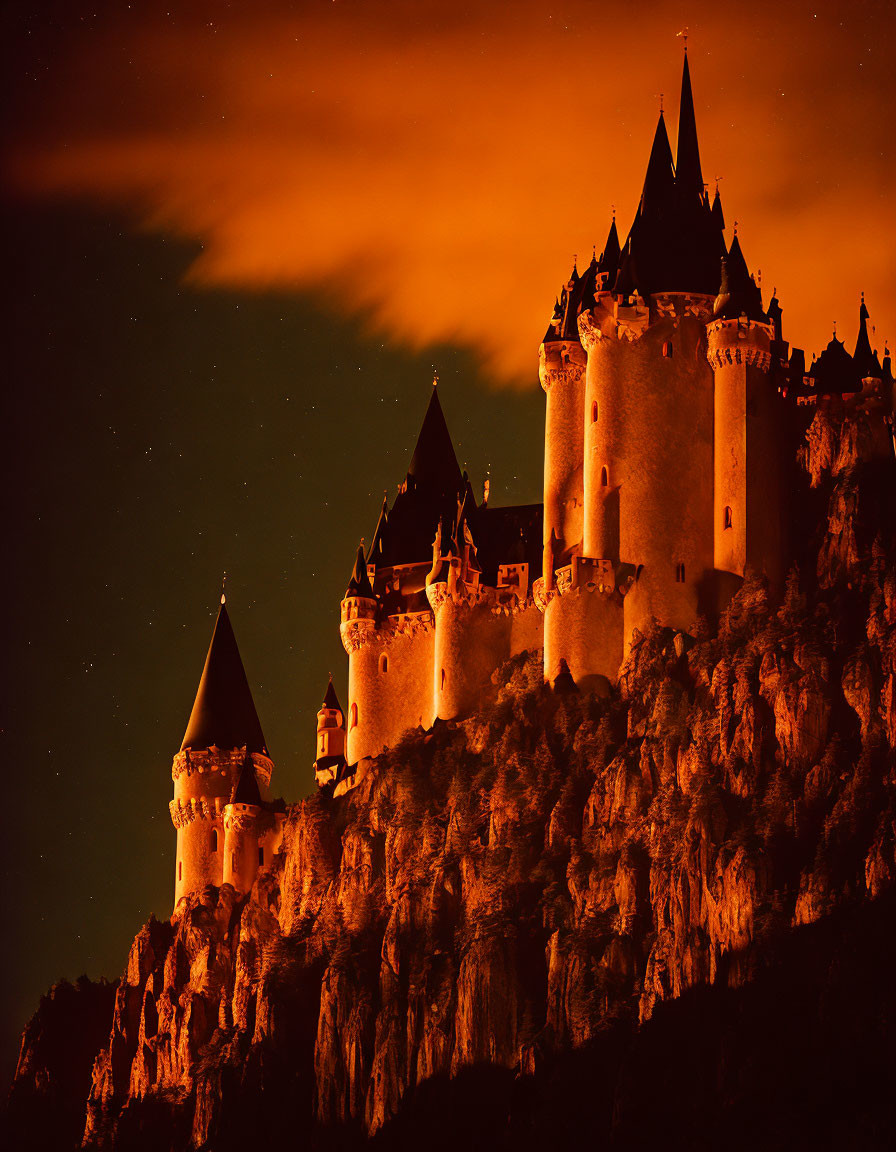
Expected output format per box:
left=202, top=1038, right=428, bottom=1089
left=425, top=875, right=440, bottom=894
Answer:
left=707, top=315, right=782, bottom=596
left=540, top=338, right=586, bottom=561
left=581, top=296, right=716, bottom=649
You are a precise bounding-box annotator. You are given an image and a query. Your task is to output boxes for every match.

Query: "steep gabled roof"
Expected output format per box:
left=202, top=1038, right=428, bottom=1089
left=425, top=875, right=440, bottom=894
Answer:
left=180, top=600, right=268, bottom=756
left=230, top=754, right=262, bottom=806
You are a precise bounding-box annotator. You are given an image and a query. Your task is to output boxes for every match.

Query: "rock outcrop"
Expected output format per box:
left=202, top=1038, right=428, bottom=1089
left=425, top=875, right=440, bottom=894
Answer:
left=8, top=408, right=896, bottom=1150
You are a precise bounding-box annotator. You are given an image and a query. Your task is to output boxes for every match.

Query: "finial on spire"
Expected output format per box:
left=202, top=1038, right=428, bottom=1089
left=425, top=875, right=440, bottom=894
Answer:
left=221, top=572, right=227, bottom=605
left=656, top=92, right=664, bottom=112
left=611, top=204, right=616, bottom=221
left=432, top=371, right=438, bottom=388
left=733, top=219, right=738, bottom=236
left=677, top=26, right=689, bottom=51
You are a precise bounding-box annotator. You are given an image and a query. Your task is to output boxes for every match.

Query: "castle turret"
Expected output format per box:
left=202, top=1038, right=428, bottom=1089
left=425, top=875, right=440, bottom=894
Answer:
left=707, top=231, right=784, bottom=597
left=222, top=756, right=265, bottom=894
left=313, top=677, right=346, bottom=787
left=170, top=596, right=274, bottom=910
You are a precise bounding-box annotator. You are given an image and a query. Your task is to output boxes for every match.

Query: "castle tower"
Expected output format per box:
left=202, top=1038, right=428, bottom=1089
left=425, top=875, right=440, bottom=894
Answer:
left=313, top=677, right=346, bottom=787
left=539, top=225, right=624, bottom=689
left=222, top=756, right=265, bottom=894
left=169, top=596, right=275, bottom=910
left=540, top=53, right=729, bottom=686
left=707, top=232, right=784, bottom=599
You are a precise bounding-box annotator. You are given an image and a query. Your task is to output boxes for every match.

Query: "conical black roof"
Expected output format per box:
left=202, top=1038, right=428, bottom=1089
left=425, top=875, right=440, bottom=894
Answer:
left=713, top=234, right=767, bottom=322
left=181, top=600, right=268, bottom=755
left=676, top=53, right=704, bottom=201
left=322, top=677, right=342, bottom=713
left=408, top=386, right=463, bottom=499
left=345, top=542, right=375, bottom=599
left=853, top=298, right=882, bottom=379
left=596, top=219, right=621, bottom=287
left=230, top=754, right=262, bottom=806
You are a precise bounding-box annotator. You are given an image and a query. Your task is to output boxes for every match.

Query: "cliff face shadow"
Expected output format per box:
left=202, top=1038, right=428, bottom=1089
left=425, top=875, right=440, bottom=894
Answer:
left=359, top=894, right=896, bottom=1152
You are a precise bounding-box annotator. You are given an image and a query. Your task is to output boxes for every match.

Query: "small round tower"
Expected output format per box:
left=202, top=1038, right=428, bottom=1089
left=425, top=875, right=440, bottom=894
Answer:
left=313, top=676, right=346, bottom=787
left=170, top=596, right=273, bottom=910
left=222, top=757, right=265, bottom=893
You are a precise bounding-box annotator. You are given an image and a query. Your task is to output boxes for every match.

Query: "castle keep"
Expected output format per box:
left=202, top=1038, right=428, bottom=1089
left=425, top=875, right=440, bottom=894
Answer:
left=169, top=55, right=894, bottom=907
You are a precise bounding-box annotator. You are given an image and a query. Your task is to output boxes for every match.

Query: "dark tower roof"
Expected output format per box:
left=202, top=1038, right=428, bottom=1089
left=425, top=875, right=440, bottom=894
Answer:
left=322, top=676, right=342, bottom=712
left=407, top=385, right=463, bottom=499
left=597, top=218, right=621, bottom=284
left=345, top=542, right=375, bottom=599
left=711, top=187, right=725, bottom=232
left=641, top=112, right=676, bottom=212
left=676, top=52, right=704, bottom=200
left=180, top=600, right=268, bottom=756
left=812, top=334, right=862, bottom=395
left=621, top=57, right=723, bottom=297
left=230, top=754, right=262, bottom=806
left=713, top=234, right=767, bottom=323
left=853, top=297, right=883, bottom=379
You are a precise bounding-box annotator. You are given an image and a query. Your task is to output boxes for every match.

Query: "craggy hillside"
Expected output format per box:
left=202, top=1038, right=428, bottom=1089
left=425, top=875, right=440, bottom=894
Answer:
left=7, top=408, right=896, bottom=1150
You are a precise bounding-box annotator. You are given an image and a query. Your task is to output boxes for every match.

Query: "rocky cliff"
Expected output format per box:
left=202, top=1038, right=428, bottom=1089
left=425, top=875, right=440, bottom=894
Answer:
left=7, top=408, right=896, bottom=1151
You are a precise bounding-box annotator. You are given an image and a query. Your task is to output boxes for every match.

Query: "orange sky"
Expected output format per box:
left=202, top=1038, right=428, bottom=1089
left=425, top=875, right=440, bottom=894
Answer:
left=6, top=0, right=895, bottom=384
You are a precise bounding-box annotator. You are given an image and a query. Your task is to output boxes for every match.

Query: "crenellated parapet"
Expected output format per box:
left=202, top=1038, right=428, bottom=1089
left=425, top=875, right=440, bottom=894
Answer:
left=539, top=339, right=587, bottom=392
left=169, top=794, right=226, bottom=829
left=171, top=747, right=273, bottom=789
left=706, top=317, right=774, bottom=373
left=533, top=555, right=634, bottom=613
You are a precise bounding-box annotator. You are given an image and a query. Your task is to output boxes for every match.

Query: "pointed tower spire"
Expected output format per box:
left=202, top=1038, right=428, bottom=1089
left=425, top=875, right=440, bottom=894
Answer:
left=853, top=294, right=882, bottom=379
left=676, top=50, right=704, bottom=200
left=322, top=675, right=342, bottom=713
left=230, top=754, right=263, bottom=806
left=181, top=600, right=268, bottom=755
left=640, top=112, right=676, bottom=212
left=597, top=217, right=621, bottom=288
left=345, top=541, right=375, bottom=599
left=407, top=385, right=463, bottom=499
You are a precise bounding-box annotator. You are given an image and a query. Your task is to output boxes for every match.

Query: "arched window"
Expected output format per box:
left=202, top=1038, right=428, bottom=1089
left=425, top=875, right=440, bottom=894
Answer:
left=379, top=653, right=388, bottom=674
left=258, top=845, right=265, bottom=866
left=211, top=829, right=218, bottom=853
left=724, top=506, right=733, bottom=530
left=601, top=466, right=609, bottom=487
left=440, top=668, right=446, bottom=691
left=676, top=563, right=686, bottom=583
left=663, top=341, right=673, bottom=358
left=591, top=400, right=599, bottom=423
left=178, top=861, right=182, bottom=882
left=350, top=702, right=358, bottom=730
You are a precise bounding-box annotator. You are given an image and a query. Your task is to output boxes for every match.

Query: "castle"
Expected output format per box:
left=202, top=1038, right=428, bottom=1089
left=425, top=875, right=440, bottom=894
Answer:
left=168, top=54, right=894, bottom=910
